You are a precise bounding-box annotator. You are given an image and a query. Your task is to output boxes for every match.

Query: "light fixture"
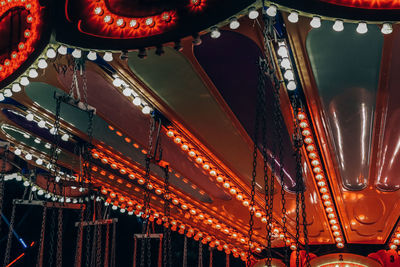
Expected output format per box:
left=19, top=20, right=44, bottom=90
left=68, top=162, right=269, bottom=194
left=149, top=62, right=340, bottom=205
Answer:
left=25, top=153, right=32, bottom=160
left=57, top=45, right=68, bottom=55
left=113, top=77, right=123, bottom=87
left=34, top=138, right=41, bottom=144
left=266, top=5, right=277, bottom=17
left=0, top=93, right=4, bottom=101
left=61, top=133, right=69, bottom=141
left=248, top=7, right=259, bottom=20
left=287, top=81, right=296, bottom=91
left=280, top=58, right=291, bottom=69
left=210, top=27, right=221, bottom=39
left=14, top=148, right=22, bottom=156
left=142, top=106, right=151, bottom=114
left=333, top=19, right=344, bottom=32
left=381, top=22, right=393, bottom=35
left=310, top=16, right=321, bottom=28
left=37, top=120, right=46, bottom=128
left=87, top=51, right=97, bottom=61
left=26, top=113, right=34, bottom=121
left=356, top=22, right=368, bottom=34
left=23, top=181, right=30, bottom=187
left=122, top=88, right=132, bottom=96
left=288, top=11, right=299, bottom=23
left=72, top=49, right=82, bottom=58
left=229, top=17, right=240, bottom=30
left=103, top=52, right=113, bottom=62
left=46, top=47, right=56, bottom=59
left=36, top=158, right=43, bottom=165
left=28, top=68, right=38, bottom=78
left=3, top=89, right=12, bottom=97
left=132, top=97, right=141, bottom=106
left=20, top=76, right=30, bottom=86
left=277, top=45, right=288, bottom=58
left=12, top=83, right=22, bottom=92
left=284, top=69, right=294, bottom=80
left=38, top=58, right=48, bottom=69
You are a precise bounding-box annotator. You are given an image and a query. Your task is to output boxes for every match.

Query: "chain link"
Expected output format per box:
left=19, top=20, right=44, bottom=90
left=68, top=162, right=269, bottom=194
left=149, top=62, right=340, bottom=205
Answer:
left=182, top=236, right=187, bottom=267
left=104, top=223, right=110, bottom=267
left=198, top=242, right=203, bottom=267
left=36, top=206, right=47, bottom=267
left=110, top=221, right=116, bottom=267
left=56, top=208, right=63, bottom=267
left=74, top=208, right=84, bottom=267
left=163, top=166, right=171, bottom=267
left=3, top=201, right=16, bottom=266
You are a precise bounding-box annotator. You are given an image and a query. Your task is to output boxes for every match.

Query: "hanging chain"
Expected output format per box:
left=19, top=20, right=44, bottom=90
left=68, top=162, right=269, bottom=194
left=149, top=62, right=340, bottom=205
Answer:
left=84, top=201, right=92, bottom=267
left=104, top=223, right=110, bottom=267
left=96, top=212, right=103, bottom=267
left=0, top=148, right=8, bottom=232
left=74, top=208, right=84, bottom=267
left=198, top=242, right=203, bottom=267
left=110, top=221, right=116, bottom=267
left=56, top=208, right=63, bottom=267
left=163, top=166, right=172, bottom=267
left=3, top=201, right=16, bottom=266
left=182, top=236, right=188, bottom=267
left=36, top=206, right=47, bottom=267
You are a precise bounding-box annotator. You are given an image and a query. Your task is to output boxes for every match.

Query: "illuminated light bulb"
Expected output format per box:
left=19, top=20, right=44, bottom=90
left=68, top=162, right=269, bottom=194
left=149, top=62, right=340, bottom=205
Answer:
left=382, top=23, right=393, bottom=35
left=333, top=231, right=341, bottom=237
left=277, top=45, right=288, bottom=58
left=132, top=97, right=141, bottom=106
left=280, top=58, right=291, bottom=69
left=333, top=19, right=344, bottom=32
left=190, top=209, right=196, bottom=215
left=315, top=174, right=323, bottom=181
left=242, top=200, right=249, bottom=206
left=304, top=137, right=313, bottom=144
left=28, top=68, right=38, bottom=78
left=103, top=52, right=113, bottom=62
left=25, top=153, right=32, bottom=160
left=104, top=15, right=113, bottom=24
left=299, top=121, right=308, bottom=128
left=23, top=133, right=30, bottom=138
left=209, top=170, right=216, bottom=176
left=236, top=194, right=243, bottom=201
left=216, top=176, right=224, bottom=183
left=46, top=47, right=56, bottom=58
left=223, top=182, right=230, bottom=189
left=336, top=243, right=344, bottom=248
left=0, top=93, right=4, bottom=101
left=255, top=211, right=262, bottom=218
left=122, top=88, right=132, bottom=96
left=166, top=130, right=174, bottom=137
left=394, top=239, right=400, bottom=245
left=320, top=187, right=328, bottom=193
left=37, top=120, right=46, bottom=128
left=35, top=158, right=43, bottom=165
left=309, top=152, right=318, bottom=159
left=266, top=5, right=277, bottom=17
left=284, top=69, right=294, bottom=80
left=94, top=7, right=103, bottom=15
left=72, top=49, right=82, bottom=58
left=116, top=18, right=125, bottom=27
left=290, top=244, right=297, bottom=250
left=142, top=106, right=152, bottom=114
left=310, top=16, right=321, bottom=28
left=322, top=194, right=330, bottom=200
left=145, top=17, right=154, bottom=26
left=12, top=83, right=22, bottom=92
left=335, top=237, right=342, bottom=243
left=328, top=213, right=336, bottom=219
left=20, top=76, right=29, bottom=86
left=229, top=188, right=237, bottom=195
left=61, top=133, right=69, bottom=141
left=248, top=7, right=259, bottom=19
left=188, top=150, right=196, bottom=157
left=113, top=77, right=123, bottom=87
left=129, top=19, right=138, bottom=28
left=331, top=225, right=339, bottom=231
left=174, top=137, right=182, bottom=144
left=38, top=189, right=44, bottom=195
left=302, top=129, right=311, bottom=136
left=87, top=51, right=97, bottom=61
left=58, top=45, right=67, bottom=55
left=287, top=81, right=296, bottom=91
left=34, top=138, right=40, bottom=144
left=14, top=148, right=22, bottom=156
left=210, top=27, right=221, bottom=39
left=195, top=157, right=203, bottom=164
left=356, top=22, right=368, bottom=34
left=202, top=163, right=210, bottom=170
left=112, top=205, right=118, bottom=210
left=229, top=17, right=240, bottom=30
left=288, top=11, right=299, bottom=23
left=311, top=160, right=320, bottom=166
left=326, top=207, right=334, bottom=214
left=38, top=58, right=48, bottom=69
left=23, top=181, right=30, bottom=187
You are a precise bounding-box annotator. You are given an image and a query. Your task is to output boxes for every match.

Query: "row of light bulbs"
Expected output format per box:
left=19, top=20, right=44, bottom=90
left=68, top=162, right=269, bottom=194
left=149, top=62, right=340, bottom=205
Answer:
left=206, top=4, right=394, bottom=40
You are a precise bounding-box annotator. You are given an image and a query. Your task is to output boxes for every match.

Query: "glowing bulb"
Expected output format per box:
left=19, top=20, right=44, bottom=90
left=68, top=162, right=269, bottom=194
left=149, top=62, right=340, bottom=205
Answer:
left=72, top=49, right=82, bottom=58
left=113, top=77, right=123, bottom=87
left=310, top=16, right=321, bottom=28
left=129, top=19, right=138, bottom=28
left=266, top=5, right=277, bottom=17
left=288, top=11, right=299, bottom=23
left=23, top=181, right=30, bottom=187
left=38, top=58, right=48, bottom=69
left=229, top=17, right=240, bottom=30
left=61, top=133, right=69, bottom=141
left=381, top=23, right=393, bottom=35
left=122, top=88, right=133, bottom=96
left=333, top=20, right=344, bottom=32
left=87, top=51, right=97, bottom=61
left=248, top=7, right=259, bottom=20
left=287, top=81, right=296, bottom=91
left=284, top=69, right=294, bottom=80
left=3, top=89, right=12, bottom=97
left=14, top=149, right=22, bottom=156
left=12, top=83, right=22, bottom=92
left=25, top=153, right=32, bottom=160
left=356, top=22, right=368, bottom=34
left=277, top=45, right=288, bottom=58
left=103, top=52, right=113, bottom=62
left=34, top=138, right=41, bottom=144
left=145, top=17, right=154, bottom=26
left=280, top=58, right=291, bottom=69
left=132, top=97, right=141, bottom=106
left=0, top=93, right=4, bottom=101
left=28, top=68, right=38, bottom=78
left=36, top=158, right=43, bottom=165
left=94, top=7, right=102, bottom=15
left=58, top=45, right=67, bottom=55
left=37, top=120, right=46, bottom=128
left=38, top=189, right=44, bottom=195
left=20, top=76, right=29, bottom=86
left=46, top=47, right=56, bottom=58
left=210, top=27, right=221, bottom=39
left=142, top=106, right=151, bottom=114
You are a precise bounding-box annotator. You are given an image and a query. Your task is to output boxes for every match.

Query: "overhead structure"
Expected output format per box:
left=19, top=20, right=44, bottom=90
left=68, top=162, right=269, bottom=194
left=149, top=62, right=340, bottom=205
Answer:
left=1, top=0, right=400, bottom=266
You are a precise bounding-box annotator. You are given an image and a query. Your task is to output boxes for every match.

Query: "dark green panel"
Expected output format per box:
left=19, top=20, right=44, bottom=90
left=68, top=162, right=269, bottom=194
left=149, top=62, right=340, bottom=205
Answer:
left=306, top=22, right=383, bottom=190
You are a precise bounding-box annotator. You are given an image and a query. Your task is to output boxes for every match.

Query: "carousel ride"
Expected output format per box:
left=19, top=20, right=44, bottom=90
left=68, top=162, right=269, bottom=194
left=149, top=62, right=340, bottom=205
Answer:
left=0, top=0, right=400, bottom=266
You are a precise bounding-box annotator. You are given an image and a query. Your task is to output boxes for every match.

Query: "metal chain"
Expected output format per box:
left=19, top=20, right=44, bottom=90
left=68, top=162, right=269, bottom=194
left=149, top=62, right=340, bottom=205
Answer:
left=163, top=166, right=171, bottom=267
left=84, top=201, right=92, bottom=267
left=0, top=149, right=8, bottom=232
left=36, top=206, right=47, bottom=267
left=198, top=242, right=203, bottom=267
left=3, top=201, right=16, bottom=267
left=110, top=221, right=116, bottom=267
left=104, top=223, right=110, bottom=267
left=96, top=223, right=102, bottom=267
left=56, top=208, right=63, bottom=267
left=74, top=208, right=84, bottom=267
left=49, top=208, right=57, bottom=267
left=301, top=190, right=311, bottom=266
left=182, top=236, right=187, bottom=267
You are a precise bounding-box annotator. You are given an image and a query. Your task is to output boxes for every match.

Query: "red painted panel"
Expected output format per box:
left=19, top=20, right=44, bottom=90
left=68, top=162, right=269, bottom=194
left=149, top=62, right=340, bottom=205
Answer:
left=321, top=0, right=400, bottom=9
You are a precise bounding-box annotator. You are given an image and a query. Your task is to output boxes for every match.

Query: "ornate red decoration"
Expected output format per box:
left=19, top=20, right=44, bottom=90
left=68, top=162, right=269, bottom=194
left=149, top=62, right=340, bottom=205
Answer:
left=368, top=250, right=400, bottom=266
left=0, top=0, right=43, bottom=83
left=69, top=0, right=178, bottom=39
left=321, top=0, right=400, bottom=9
